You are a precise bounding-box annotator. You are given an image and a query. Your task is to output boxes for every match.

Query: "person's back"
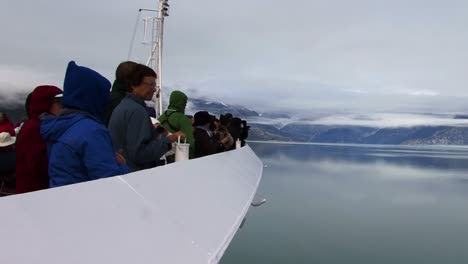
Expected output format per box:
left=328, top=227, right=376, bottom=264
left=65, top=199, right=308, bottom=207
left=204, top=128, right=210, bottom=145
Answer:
left=158, top=90, right=194, bottom=159
left=194, top=127, right=220, bottom=158
left=102, top=61, right=137, bottom=126
left=40, top=61, right=128, bottom=187
left=193, top=111, right=227, bottom=158
left=16, top=85, right=63, bottom=194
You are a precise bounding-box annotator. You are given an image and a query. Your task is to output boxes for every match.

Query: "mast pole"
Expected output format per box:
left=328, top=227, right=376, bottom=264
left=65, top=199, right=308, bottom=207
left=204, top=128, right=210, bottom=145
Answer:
left=140, top=1, right=169, bottom=117
left=154, top=0, right=169, bottom=117
left=156, top=0, right=164, bottom=117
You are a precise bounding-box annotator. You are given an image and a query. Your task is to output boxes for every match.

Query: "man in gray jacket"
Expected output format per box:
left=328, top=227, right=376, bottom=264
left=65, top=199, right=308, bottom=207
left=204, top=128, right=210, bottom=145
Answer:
left=108, top=64, right=185, bottom=171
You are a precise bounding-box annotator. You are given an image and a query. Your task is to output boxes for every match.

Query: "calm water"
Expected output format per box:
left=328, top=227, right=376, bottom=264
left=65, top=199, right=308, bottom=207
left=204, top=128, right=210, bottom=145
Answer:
left=221, top=142, right=468, bottom=264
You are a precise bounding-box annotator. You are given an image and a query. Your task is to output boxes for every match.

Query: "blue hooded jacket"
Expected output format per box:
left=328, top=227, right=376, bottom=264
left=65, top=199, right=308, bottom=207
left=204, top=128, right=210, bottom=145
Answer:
left=41, top=61, right=128, bottom=187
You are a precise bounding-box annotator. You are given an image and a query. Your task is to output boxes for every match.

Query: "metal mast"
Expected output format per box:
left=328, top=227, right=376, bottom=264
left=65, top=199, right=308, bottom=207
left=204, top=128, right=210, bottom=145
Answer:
left=141, top=0, right=170, bottom=117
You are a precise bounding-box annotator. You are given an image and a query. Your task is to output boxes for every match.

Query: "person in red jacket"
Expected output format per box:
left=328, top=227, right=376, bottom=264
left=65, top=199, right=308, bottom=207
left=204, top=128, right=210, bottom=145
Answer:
left=15, top=85, right=63, bottom=194
left=0, top=112, right=15, bottom=136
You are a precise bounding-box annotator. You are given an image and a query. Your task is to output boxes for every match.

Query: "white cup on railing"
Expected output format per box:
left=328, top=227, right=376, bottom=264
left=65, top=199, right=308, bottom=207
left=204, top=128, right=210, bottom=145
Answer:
left=235, top=139, right=241, bottom=149
left=175, top=136, right=189, bottom=161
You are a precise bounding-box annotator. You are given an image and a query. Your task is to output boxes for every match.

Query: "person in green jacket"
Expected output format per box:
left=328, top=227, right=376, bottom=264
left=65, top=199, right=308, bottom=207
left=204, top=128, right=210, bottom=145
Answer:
left=158, top=90, right=194, bottom=160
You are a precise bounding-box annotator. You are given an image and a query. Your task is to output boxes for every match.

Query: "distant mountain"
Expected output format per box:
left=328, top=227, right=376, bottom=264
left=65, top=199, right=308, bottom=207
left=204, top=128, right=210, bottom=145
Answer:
left=188, top=98, right=260, bottom=117
left=248, top=123, right=468, bottom=145
left=3, top=91, right=468, bottom=145
left=248, top=123, right=291, bottom=141
left=403, top=127, right=468, bottom=145
left=248, top=125, right=290, bottom=142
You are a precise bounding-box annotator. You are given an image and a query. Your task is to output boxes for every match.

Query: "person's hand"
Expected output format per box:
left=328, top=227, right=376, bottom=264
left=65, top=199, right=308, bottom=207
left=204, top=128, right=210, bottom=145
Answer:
left=168, top=131, right=186, bottom=142
left=115, top=149, right=126, bottom=165
left=155, top=125, right=169, bottom=136
left=153, top=122, right=160, bottom=129
left=220, top=136, right=229, bottom=144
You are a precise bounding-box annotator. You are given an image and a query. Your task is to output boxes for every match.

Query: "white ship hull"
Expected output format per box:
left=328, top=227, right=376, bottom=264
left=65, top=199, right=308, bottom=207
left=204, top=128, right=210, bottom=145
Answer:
left=0, top=145, right=263, bottom=264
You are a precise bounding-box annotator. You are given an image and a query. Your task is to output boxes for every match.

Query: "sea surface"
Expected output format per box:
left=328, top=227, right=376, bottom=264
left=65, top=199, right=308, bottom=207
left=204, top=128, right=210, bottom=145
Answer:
left=221, top=142, right=468, bottom=264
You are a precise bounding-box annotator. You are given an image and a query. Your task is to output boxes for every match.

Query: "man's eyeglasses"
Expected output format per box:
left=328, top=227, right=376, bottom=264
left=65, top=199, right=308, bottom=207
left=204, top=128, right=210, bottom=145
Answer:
left=142, top=81, right=156, bottom=88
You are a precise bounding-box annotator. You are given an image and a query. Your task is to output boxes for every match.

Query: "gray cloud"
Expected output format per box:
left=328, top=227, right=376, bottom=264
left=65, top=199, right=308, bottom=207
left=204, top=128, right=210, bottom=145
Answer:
left=250, top=113, right=468, bottom=128
left=1, top=0, right=468, bottom=114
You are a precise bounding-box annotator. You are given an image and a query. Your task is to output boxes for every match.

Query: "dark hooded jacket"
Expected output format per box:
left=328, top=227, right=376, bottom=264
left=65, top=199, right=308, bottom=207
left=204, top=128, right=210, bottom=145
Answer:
left=0, top=144, right=15, bottom=193
left=16, top=85, right=62, bottom=193
left=157, top=90, right=194, bottom=158
left=102, top=80, right=128, bottom=126
left=40, top=61, right=128, bottom=187
left=193, top=111, right=224, bottom=158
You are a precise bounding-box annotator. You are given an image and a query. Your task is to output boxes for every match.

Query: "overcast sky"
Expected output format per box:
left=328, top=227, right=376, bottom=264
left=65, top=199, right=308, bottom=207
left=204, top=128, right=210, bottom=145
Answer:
left=1, top=0, right=468, bottom=114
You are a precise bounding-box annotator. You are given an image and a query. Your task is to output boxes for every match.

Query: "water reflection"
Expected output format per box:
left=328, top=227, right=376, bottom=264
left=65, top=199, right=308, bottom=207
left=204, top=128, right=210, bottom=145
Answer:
left=253, top=142, right=468, bottom=171
left=221, top=142, right=468, bottom=264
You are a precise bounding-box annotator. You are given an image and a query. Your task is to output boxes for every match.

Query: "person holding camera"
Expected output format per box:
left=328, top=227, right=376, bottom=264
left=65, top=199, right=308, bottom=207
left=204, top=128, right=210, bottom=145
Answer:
left=212, top=118, right=234, bottom=150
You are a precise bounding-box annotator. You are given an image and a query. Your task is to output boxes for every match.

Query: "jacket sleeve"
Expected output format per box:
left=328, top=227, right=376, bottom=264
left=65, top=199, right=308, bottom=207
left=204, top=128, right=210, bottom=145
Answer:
left=83, top=127, right=129, bottom=180
left=126, top=108, right=170, bottom=164
left=156, top=112, right=165, bottom=124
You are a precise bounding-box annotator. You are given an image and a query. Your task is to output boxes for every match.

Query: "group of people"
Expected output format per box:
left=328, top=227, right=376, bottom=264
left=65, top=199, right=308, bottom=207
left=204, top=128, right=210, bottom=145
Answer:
left=0, top=60, right=249, bottom=196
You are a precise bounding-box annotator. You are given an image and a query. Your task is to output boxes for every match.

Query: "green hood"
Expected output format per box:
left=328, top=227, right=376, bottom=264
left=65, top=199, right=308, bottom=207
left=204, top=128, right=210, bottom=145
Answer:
left=167, top=90, right=188, bottom=113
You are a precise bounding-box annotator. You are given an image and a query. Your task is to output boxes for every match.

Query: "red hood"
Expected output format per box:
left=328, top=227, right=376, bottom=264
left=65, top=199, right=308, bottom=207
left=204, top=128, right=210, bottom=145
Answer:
left=29, top=85, right=63, bottom=118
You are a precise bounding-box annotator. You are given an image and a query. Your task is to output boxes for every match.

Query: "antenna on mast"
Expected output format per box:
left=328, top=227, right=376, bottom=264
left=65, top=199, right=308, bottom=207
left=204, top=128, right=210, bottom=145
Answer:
left=137, top=0, right=170, bottom=117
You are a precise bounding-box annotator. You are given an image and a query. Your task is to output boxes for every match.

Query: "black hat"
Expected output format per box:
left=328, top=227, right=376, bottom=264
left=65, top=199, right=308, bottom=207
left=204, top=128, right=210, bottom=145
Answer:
left=225, top=113, right=233, bottom=120
left=193, top=111, right=211, bottom=126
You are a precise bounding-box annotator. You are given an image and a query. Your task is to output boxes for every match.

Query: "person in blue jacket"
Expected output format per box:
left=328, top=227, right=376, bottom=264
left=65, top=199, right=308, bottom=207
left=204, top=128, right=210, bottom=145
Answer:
left=41, top=61, right=128, bottom=187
